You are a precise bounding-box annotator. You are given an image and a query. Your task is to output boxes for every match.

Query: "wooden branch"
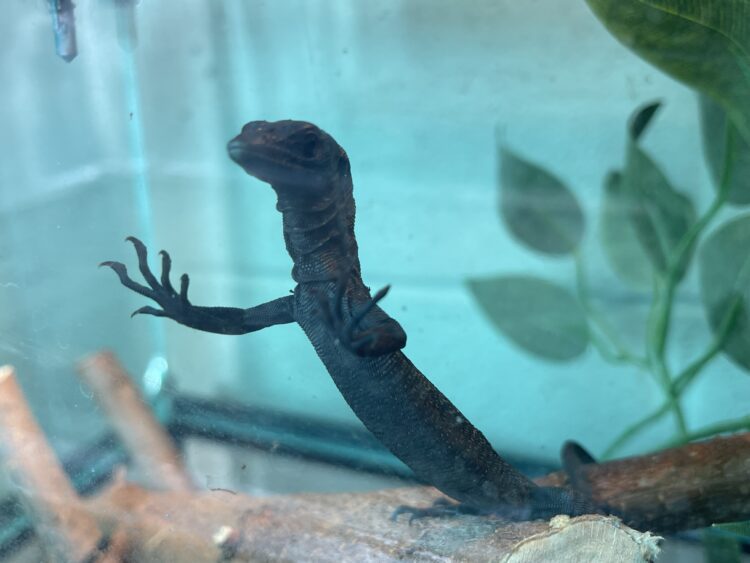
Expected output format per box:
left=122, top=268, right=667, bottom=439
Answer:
left=0, top=344, right=735, bottom=560
left=536, top=432, right=750, bottom=532
left=77, top=351, right=193, bottom=492
left=85, top=481, right=660, bottom=562
left=0, top=365, right=121, bottom=562
left=74, top=351, right=750, bottom=535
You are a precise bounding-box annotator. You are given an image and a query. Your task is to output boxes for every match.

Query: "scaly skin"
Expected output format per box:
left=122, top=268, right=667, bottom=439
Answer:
left=103, top=120, right=597, bottom=521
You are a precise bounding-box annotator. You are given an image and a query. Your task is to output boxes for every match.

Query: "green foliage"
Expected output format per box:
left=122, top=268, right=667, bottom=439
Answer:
left=499, top=147, right=584, bottom=256
left=600, top=171, right=654, bottom=288
left=700, top=95, right=750, bottom=205
left=584, top=0, right=750, bottom=145
left=466, top=276, right=589, bottom=361
left=699, top=215, right=750, bottom=370
left=466, top=0, right=750, bottom=540
left=622, top=102, right=696, bottom=278
left=471, top=96, right=750, bottom=460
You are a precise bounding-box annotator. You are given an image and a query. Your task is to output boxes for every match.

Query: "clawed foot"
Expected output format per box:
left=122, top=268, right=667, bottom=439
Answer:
left=100, top=236, right=190, bottom=320
left=320, top=269, right=406, bottom=357
left=391, top=498, right=478, bottom=524
left=527, top=486, right=601, bottom=520
left=392, top=489, right=601, bottom=525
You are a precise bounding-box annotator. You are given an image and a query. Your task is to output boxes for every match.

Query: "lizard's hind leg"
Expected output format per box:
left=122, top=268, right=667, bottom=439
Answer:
left=391, top=498, right=480, bottom=524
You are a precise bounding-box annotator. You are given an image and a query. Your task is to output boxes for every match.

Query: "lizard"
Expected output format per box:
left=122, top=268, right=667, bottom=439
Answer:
left=102, top=119, right=598, bottom=522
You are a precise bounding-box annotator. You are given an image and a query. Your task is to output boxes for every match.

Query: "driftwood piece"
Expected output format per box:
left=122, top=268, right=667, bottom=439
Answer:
left=79, top=429, right=750, bottom=561
left=73, top=350, right=750, bottom=535
left=4, top=346, right=746, bottom=560
left=77, top=351, right=193, bottom=492
left=86, top=481, right=659, bottom=562
left=0, top=365, right=120, bottom=562
left=536, top=432, right=750, bottom=532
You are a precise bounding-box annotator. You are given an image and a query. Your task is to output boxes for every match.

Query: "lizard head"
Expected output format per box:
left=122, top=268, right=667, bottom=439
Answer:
left=227, top=120, right=348, bottom=195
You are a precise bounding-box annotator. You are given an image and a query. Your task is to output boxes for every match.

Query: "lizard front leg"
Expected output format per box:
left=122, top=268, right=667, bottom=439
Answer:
left=320, top=271, right=407, bottom=357
left=102, top=236, right=295, bottom=334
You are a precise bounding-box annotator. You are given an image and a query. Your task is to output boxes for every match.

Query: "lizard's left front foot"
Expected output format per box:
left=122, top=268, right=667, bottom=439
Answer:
left=322, top=271, right=407, bottom=357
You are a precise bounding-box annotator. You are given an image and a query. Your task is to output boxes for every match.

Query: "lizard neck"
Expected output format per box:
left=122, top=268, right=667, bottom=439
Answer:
left=273, top=172, right=361, bottom=284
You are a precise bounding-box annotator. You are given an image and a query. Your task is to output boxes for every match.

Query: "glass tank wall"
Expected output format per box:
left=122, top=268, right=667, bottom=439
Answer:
left=0, top=0, right=749, bottom=561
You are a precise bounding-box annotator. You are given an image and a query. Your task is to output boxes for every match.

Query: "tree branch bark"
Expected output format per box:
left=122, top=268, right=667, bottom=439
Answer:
left=85, top=481, right=659, bottom=563
left=536, top=432, right=750, bottom=532
left=77, top=351, right=193, bottom=492
left=0, top=365, right=123, bottom=562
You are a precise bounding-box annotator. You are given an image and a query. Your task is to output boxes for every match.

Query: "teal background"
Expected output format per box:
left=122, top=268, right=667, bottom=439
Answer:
left=0, top=1, right=745, bottom=466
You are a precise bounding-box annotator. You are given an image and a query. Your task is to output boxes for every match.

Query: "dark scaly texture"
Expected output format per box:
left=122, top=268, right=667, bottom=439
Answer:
left=103, top=120, right=597, bottom=521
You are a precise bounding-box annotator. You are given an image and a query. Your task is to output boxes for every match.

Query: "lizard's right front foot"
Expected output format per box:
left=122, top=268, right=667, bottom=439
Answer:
left=321, top=270, right=407, bottom=357
left=100, top=236, right=192, bottom=321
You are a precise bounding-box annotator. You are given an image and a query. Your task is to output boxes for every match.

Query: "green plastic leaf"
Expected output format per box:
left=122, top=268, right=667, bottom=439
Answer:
left=630, top=100, right=661, bottom=141
left=700, top=95, right=750, bottom=205
left=621, top=103, right=696, bottom=277
left=466, top=275, right=589, bottom=361
left=585, top=0, right=750, bottom=145
left=600, top=170, right=655, bottom=288
left=699, top=214, right=750, bottom=371
left=499, top=147, right=584, bottom=256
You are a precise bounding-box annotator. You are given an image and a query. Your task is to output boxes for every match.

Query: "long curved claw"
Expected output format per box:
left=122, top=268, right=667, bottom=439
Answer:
left=126, top=236, right=160, bottom=290
left=99, top=261, right=153, bottom=298
left=179, top=273, right=190, bottom=304
left=346, top=284, right=390, bottom=341
left=131, top=306, right=166, bottom=318
left=103, top=237, right=192, bottom=324
left=159, top=250, right=175, bottom=293
left=323, top=268, right=403, bottom=356
left=331, top=267, right=349, bottom=324
left=390, top=505, right=416, bottom=524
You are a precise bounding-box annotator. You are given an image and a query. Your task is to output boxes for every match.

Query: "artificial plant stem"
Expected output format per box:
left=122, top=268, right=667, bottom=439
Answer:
left=601, top=400, right=672, bottom=459
left=673, top=296, right=742, bottom=395
left=659, top=414, right=750, bottom=450
left=641, top=125, right=736, bottom=443
left=590, top=332, right=647, bottom=368
left=656, top=358, right=687, bottom=438
left=573, top=251, right=648, bottom=369
left=651, top=125, right=735, bottom=360
left=645, top=277, right=688, bottom=439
